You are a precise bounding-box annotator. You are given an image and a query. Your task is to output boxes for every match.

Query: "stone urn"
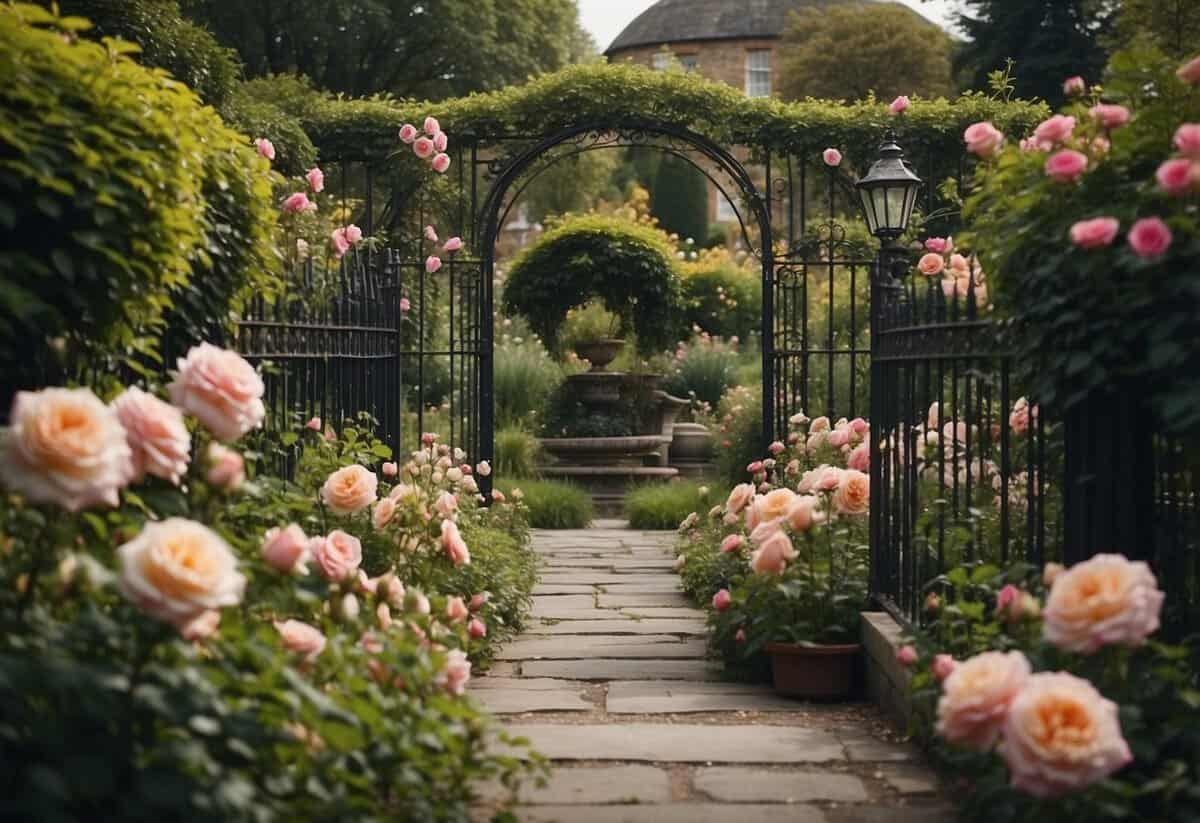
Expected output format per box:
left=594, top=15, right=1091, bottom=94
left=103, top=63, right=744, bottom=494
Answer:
left=574, top=338, right=625, bottom=372
left=670, top=422, right=714, bottom=463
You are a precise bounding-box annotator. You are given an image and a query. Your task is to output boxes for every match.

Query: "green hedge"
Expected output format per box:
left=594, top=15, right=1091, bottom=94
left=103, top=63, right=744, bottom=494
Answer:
left=496, top=479, right=593, bottom=530
left=0, top=4, right=275, bottom=389
left=625, top=481, right=722, bottom=531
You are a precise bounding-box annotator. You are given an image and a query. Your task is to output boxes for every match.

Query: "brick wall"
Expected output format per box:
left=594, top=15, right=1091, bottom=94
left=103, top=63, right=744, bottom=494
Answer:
left=608, top=38, right=779, bottom=97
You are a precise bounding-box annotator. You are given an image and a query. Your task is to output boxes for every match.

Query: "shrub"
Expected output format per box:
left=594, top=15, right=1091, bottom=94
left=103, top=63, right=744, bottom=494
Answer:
left=660, top=333, right=743, bottom=410
left=501, top=213, right=684, bottom=355
left=625, top=480, right=722, bottom=531
left=220, top=93, right=318, bottom=177
left=495, top=426, right=540, bottom=479
left=0, top=5, right=275, bottom=399
left=494, top=334, right=566, bottom=429
left=708, top=384, right=764, bottom=487
left=496, top=479, right=593, bottom=529
left=678, top=249, right=762, bottom=340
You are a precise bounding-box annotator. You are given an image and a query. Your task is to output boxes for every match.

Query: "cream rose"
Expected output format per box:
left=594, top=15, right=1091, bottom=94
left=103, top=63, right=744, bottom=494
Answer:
left=2, top=387, right=132, bottom=511
left=1042, top=553, right=1164, bottom=654
left=833, top=469, right=870, bottom=516
left=274, top=619, right=327, bottom=662
left=111, top=387, right=190, bottom=485
left=373, top=497, right=397, bottom=528
left=1001, top=672, right=1132, bottom=798
left=755, top=488, right=795, bottom=523
left=167, top=343, right=265, bottom=442
left=312, top=529, right=362, bottom=581
left=725, top=483, right=755, bottom=515
left=117, top=518, right=245, bottom=628
left=936, top=650, right=1031, bottom=751
left=321, top=464, right=378, bottom=515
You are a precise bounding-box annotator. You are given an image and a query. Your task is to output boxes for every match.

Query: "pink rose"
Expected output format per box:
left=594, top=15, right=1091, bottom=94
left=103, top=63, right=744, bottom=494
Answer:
left=111, top=387, right=190, bottom=485
left=1062, top=76, right=1085, bottom=95
left=1173, top=123, right=1200, bottom=157
left=372, top=497, right=396, bottom=528
left=785, top=494, right=821, bottom=532
left=446, top=595, right=469, bottom=623
left=847, top=442, right=870, bottom=472
left=895, top=645, right=918, bottom=666
left=205, top=443, right=244, bottom=491
left=180, top=610, right=221, bottom=641
left=768, top=440, right=785, bottom=456
left=305, top=167, right=324, bottom=192
left=382, top=461, right=398, bottom=477
left=435, top=490, right=458, bottom=518
left=964, top=121, right=1005, bottom=158
left=712, top=588, right=732, bottom=611
left=305, top=416, right=322, bottom=432
left=827, top=427, right=851, bottom=448
left=750, top=529, right=797, bottom=575
left=254, top=137, right=275, bottom=160
left=321, top=464, right=378, bottom=515
left=469, top=592, right=490, bottom=611
left=413, top=137, right=435, bottom=159
left=833, top=469, right=869, bottom=516
left=822, top=148, right=842, bottom=167
left=936, top=650, right=1031, bottom=750
left=468, top=617, right=487, bottom=638
left=431, top=152, right=451, bottom=173
left=889, top=95, right=910, bottom=114
left=994, top=583, right=1021, bottom=619
left=312, top=529, right=362, bottom=581
left=1034, top=114, right=1076, bottom=145
left=331, top=228, right=351, bottom=258
left=433, top=131, right=448, bottom=152
left=1044, top=150, right=1088, bottom=183
left=1069, top=217, right=1120, bottom=249
left=443, top=236, right=464, bottom=253
left=1177, top=55, right=1200, bottom=85
left=261, top=524, right=309, bottom=574
left=282, top=192, right=315, bottom=213
left=344, top=224, right=363, bottom=244
left=274, top=619, right=326, bottom=662
left=735, top=628, right=746, bottom=644
left=424, top=224, right=439, bottom=243
left=931, top=654, right=956, bottom=681
left=169, top=343, right=265, bottom=442
left=1089, top=104, right=1130, bottom=130
left=398, top=123, right=418, bottom=143
left=720, top=534, right=744, bottom=553
left=400, top=297, right=411, bottom=312
left=441, top=649, right=471, bottom=696
left=441, top=519, right=471, bottom=566
left=423, top=116, right=440, bottom=136
left=1001, top=672, right=1132, bottom=798
left=746, top=460, right=764, bottom=475
left=426, top=256, right=443, bottom=274
left=1009, top=397, right=1036, bottom=434
left=1042, top=553, right=1164, bottom=653
left=924, top=237, right=951, bottom=254
left=1156, top=158, right=1195, bottom=196
left=1127, top=217, right=1173, bottom=258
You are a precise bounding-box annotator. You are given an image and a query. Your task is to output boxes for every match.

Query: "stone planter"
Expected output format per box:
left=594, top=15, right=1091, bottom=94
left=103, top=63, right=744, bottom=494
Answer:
left=670, top=422, right=714, bottom=463
left=539, top=435, right=669, bottom=467
left=574, top=338, right=625, bottom=372
left=765, top=642, right=861, bottom=699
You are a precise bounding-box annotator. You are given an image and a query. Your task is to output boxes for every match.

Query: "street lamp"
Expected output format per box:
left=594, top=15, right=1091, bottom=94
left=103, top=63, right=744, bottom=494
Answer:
left=856, top=133, right=922, bottom=241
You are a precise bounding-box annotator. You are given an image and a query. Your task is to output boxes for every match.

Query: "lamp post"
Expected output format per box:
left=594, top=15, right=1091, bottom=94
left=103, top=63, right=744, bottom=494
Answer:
left=856, top=133, right=923, bottom=246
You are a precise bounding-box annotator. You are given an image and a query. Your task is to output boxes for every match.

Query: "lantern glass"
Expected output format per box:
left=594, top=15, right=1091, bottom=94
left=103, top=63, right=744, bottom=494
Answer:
left=856, top=136, right=923, bottom=239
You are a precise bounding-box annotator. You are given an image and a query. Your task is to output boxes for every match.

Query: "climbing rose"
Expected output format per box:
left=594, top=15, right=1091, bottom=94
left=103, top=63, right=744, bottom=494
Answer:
left=1001, top=672, right=1132, bottom=798
left=433, top=131, right=448, bottom=152
left=254, top=137, right=275, bottom=160
left=431, top=153, right=451, bottom=173
left=111, top=387, right=190, bottom=485
left=398, top=123, right=417, bottom=143
left=1062, top=76, right=1085, bottom=95
left=426, top=256, right=443, bottom=274
left=444, top=236, right=464, bottom=253
left=413, top=137, right=435, bottom=159
left=424, top=224, right=439, bottom=243
left=1173, top=123, right=1200, bottom=156
left=712, top=589, right=732, bottom=611
left=1157, top=158, right=1195, bottom=196
left=282, top=192, right=315, bottom=213
left=1069, top=217, right=1119, bottom=249
left=936, top=650, right=1031, bottom=750
left=1127, top=217, right=1173, bottom=258
left=423, top=116, right=440, bottom=136
left=1044, top=150, right=1088, bottom=183
left=1042, top=553, right=1164, bottom=653
left=918, top=253, right=946, bottom=276
left=822, top=148, right=842, bottom=166
left=400, top=297, right=411, bottom=312
left=785, top=494, right=821, bottom=532
left=305, top=167, right=324, bottom=192
left=889, top=95, right=910, bottom=114
left=1177, top=55, right=1200, bottom=84
left=964, top=121, right=1005, bottom=158
left=925, top=237, right=951, bottom=254
left=169, top=344, right=265, bottom=442
left=344, top=224, right=363, bottom=244
left=1089, top=104, right=1130, bottom=130
left=1034, top=115, right=1076, bottom=145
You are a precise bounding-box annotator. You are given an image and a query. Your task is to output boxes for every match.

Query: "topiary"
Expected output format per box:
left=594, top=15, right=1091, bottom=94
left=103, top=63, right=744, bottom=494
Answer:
left=501, top=213, right=684, bottom=355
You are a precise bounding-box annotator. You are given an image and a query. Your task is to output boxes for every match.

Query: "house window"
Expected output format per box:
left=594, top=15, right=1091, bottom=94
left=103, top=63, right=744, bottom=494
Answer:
left=652, top=51, right=671, bottom=71
left=678, top=54, right=698, bottom=73
left=716, top=192, right=738, bottom=222
left=745, top=49, right=771, bottom=97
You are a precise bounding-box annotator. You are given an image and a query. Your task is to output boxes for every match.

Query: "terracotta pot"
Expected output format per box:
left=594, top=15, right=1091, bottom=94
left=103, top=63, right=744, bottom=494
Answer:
left=765, top=642, right=860, bottom=699
left=574, top=338, right=625, bottom=372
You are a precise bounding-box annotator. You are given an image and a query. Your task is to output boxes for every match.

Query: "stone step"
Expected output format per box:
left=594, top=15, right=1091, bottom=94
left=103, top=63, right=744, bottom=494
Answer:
left=496, top=636, right=707, bottom=661
left=527, top=618, right=706, bottom=636
left=605, top=681, right=802, bottom=714
left=522, top=658, right=719, bottom=681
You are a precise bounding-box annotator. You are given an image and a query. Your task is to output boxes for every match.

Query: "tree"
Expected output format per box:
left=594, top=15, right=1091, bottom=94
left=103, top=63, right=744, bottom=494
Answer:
left=777, top=3, right=953, bottom=101
left=1106, top=0, right=1200, bottom=59
left=951, top=0, right=1118, bottom=106
left=180, top=0, right=586, bottom=99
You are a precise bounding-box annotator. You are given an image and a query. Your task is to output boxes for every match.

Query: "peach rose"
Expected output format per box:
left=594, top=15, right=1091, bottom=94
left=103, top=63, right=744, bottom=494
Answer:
left=1, top=387, right=132, bottom=511
left=725, top=483, right=755, bottom=515
left=321, top=464, right=378, bottom=515
left=261, top=524, right=310, bottom=574
left=312, top=529, right=362, bottom=581
left=117, top=518, right=245, bottom=628
left=1044, top=150, right=1088, bottom=183
left=441, top=648, right=471, bottom=696
left=785, top=494, right=821, bottom=532
left=936, top=650, right=1031, bottom=751
left=111, top=387, right=190, bottom=485
left=274, top=619, right=327, bottom=662
left=1069, top=217, right=1119, bottom=249
left=917, top=252, right=946, bottom=277
left=833, top=469, right=869, bottom=516
left=1001, top=672, right=1132, bottom=798
left=372, top=497, right=397, bottom=528
left=754, top=488, right=795, bottom=524
left=441, top=519, right=471, bottom=566
left=847, top=442, right=870, bottom=472
left=167, top=343, right=265, bottom=442
left=750, top=529, right=797, bottom=575
left=1042, top=553, right=1163, bottom=653
left=964, top=121, right=1005, bottom=158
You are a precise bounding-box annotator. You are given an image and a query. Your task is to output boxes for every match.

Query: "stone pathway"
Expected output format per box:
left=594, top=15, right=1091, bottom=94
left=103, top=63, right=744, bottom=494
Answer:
left=474, top=521, right=950, bottom=822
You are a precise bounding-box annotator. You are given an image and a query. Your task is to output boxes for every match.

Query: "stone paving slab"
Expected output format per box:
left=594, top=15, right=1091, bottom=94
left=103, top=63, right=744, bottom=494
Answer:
left=493, top=765, right=673, bottom=805
left=501, top=723, right=845, bottom=763
left=546, top=557, right=676, bottom=569
left=825, top=806, right=956, bottom=823
left=497, top=636, right=707, bottom=661
left=528, top=618, right=707, bottom=635
left=692, top=767, right=869, bottom=804
left=593, top=582, right=687, bottom=594
left=473, top=677, right=583, bottom=690
left=540, top=574, right=681, bottom=586
left=531, top=606, right=623, bottom=621
left=522, top=658, right=718, bottom=681
left=515, top=804, right=828, bottom=822
left=596, top=592, right=692, bottom=608
left=606, top=681, right=803, bottom=714
left=529, top=594, right=598, bottom=609
left=876, top=764, right=941, bottom=795
left=618, top=607, right=705, bottom=619
left=475, top=687, right=593, bottom=713
left=534, top=584, right=599, bottom=595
